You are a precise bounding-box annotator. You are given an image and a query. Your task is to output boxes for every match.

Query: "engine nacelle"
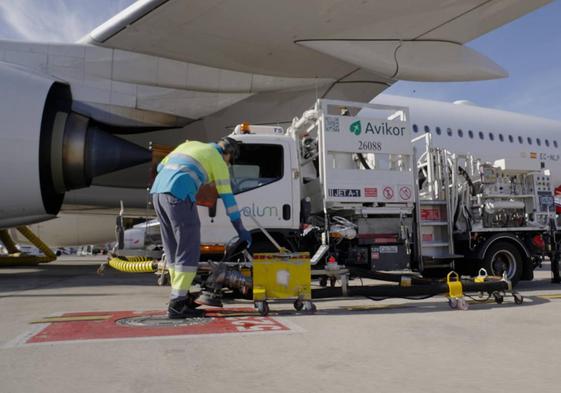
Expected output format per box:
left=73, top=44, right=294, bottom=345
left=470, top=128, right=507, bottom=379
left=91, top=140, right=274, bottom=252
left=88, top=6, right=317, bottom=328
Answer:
left=0, top=63, right=151, bottom=229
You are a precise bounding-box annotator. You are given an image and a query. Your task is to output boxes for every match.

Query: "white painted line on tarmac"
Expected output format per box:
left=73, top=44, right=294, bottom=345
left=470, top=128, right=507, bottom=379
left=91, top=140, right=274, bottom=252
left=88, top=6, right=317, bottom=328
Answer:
left=3, top=323, right=48, bottom=349
left=3, top=326, right=305, bottom=349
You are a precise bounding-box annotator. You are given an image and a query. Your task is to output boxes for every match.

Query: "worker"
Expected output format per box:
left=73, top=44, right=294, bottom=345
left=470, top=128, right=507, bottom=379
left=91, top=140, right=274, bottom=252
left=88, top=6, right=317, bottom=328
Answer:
left=151, top=137, right=252, bottom=318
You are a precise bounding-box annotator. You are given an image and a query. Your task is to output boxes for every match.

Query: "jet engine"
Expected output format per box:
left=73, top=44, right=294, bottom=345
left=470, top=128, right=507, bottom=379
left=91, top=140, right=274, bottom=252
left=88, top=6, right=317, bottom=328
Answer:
left=0, top=63, right=151, bottom=229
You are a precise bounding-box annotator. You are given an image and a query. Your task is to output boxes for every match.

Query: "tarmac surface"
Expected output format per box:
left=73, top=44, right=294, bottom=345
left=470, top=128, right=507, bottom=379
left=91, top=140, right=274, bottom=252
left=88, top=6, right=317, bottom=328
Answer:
left=1, top=256, right=561, bottom=393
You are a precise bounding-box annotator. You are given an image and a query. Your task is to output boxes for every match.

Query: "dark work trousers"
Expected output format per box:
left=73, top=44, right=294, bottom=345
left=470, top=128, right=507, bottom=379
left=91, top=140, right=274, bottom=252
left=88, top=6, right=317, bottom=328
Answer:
left=152, top=193, right=200, bottom=301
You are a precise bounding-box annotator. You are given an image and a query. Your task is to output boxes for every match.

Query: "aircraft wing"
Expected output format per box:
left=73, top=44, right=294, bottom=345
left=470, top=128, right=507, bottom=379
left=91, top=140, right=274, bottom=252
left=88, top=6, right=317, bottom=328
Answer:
left=83, top=0, right=551, bottom=94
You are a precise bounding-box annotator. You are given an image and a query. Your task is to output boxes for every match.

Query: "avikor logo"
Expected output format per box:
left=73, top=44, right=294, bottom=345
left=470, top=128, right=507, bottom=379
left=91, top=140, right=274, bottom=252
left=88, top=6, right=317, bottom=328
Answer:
left=350, top=121, right=361, bottom=135
left=348, top=120, right=406, bottom=137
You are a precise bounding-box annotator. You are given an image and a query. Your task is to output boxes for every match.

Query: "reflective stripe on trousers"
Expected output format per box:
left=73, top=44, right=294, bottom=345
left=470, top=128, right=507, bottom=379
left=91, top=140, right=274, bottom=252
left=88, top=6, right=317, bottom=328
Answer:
left=153, top=193, right=200, bottom=301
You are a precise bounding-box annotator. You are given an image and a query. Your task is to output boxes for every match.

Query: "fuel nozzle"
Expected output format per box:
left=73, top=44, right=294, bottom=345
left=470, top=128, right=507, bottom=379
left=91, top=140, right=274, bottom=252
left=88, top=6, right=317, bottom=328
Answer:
left=196, top=262, right=253, bottom=307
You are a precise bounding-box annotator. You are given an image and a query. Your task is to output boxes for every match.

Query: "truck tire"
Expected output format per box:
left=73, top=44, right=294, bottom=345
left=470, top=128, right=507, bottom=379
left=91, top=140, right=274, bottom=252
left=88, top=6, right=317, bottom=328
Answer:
left=482, top=242, right=523, bottom=285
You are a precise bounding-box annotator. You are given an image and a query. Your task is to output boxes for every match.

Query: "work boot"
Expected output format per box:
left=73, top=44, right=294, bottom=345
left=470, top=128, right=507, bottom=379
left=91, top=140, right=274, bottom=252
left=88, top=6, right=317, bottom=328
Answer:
left=186, top=292, right=202, bottom=309
left=168, top=299, right=205, bottom=319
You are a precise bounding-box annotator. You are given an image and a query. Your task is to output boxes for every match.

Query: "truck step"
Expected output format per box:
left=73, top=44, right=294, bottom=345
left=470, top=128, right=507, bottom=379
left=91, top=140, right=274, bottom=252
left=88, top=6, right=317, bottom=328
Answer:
left=423, top=254, right=464, bottom=260
left=419, top=200, right=447, bottom=205
left=421, top=254, right=463, bottom=269
left=420, top=221, right=448, bottom=226
left=422, top=242, right=449, bottom=247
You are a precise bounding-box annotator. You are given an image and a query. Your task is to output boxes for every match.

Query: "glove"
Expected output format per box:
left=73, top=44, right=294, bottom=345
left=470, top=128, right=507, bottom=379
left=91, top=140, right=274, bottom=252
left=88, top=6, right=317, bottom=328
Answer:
left=232, top=219, right=252, bottom=248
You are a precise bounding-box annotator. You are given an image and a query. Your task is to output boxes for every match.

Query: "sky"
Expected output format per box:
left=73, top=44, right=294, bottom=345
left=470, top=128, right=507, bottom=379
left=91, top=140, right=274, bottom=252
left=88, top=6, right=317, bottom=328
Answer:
left=0, top=0, right=560, bottom=120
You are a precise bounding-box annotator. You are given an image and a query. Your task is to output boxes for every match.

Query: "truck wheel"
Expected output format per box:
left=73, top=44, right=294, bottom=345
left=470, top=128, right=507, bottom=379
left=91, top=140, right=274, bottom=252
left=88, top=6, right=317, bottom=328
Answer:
left=513, top=292, right=524, bottom=305
left=255, top=301, right=269, bottom=316
left=482, top=242, right=523, bottom=285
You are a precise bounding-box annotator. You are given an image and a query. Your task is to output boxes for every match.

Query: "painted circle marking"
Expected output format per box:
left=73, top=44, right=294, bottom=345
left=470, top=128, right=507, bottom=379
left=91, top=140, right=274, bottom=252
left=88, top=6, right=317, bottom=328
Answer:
left=116, top=316, right=210, bottom=328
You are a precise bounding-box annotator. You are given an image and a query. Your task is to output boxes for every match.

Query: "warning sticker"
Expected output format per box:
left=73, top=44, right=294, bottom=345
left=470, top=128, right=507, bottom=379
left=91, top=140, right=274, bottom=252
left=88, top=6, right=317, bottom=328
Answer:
left=383, top=186, right=394, bottom=200
left=379, top=245, right=398, bottom=253
left=420, top=208, right=442, bottom=221
left=422, top=234, right=433, bottom=242
left=399, top=186, right=412, bottom=200
left=364, top=187, right=377, bottom=197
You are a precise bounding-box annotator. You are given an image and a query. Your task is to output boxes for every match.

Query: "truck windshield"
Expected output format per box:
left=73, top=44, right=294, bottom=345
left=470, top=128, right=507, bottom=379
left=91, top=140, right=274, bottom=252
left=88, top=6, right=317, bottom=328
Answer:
left=230, top=143, right=284, bottom=194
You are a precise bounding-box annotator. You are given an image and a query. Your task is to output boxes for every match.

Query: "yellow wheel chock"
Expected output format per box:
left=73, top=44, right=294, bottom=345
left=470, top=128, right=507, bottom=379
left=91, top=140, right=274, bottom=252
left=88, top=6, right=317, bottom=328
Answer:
left=474, top=268, right=488, bottom=283
left=446, top=271, right=468, bottom=310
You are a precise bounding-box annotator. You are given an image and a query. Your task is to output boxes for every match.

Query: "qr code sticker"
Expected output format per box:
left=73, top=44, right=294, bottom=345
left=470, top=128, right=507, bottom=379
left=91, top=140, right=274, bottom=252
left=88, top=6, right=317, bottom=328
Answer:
left=324, top=116, right=340, bottom=132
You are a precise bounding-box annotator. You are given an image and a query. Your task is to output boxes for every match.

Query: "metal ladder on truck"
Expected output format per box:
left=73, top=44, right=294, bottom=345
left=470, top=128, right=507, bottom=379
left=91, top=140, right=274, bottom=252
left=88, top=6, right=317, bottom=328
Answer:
left=413, top=133, right=463, bottom=272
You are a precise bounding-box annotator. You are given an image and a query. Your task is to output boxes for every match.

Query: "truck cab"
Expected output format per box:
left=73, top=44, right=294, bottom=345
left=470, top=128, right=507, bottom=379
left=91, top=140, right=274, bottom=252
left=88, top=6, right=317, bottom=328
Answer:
left=199, top=131, right=301, bottom=251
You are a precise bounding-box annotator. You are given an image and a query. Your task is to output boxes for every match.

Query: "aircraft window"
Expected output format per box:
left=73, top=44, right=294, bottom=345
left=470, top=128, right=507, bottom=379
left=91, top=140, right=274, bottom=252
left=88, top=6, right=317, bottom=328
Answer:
left=527, top=137, right=532, bottom=145
left=458, top=129, right=463, bottom=138
left=468, top=130, right=474, bottom=139
left=508, top=135, right=514, bottom=143
left=231, top=144, right=284, bottom=194
left=499, top=134, right=504, bottom=142
left=436, top=127, right=441, bottom=135
left=518, top=136, right=523, bottom=144
left=554, top=140, right=559, bottom=148
left=447, top=128, right=453, bottom=136
left=412, top=124, right=418, bottom=133
left=424, top=125, right=430, bottom=133
left=536, top=138, right=541, bottom=146
left=545, top=139, right=550, bottom=147
left=489, top=132, right=494, bottom=141
left=478, top=131, right=484, bottom=140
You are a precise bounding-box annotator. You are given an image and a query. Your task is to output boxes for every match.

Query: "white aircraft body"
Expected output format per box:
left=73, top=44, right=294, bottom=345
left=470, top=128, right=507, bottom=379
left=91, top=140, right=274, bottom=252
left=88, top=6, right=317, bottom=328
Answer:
left=376, top=95, right=561, bottom=184
left=0, top=0, right=555, bottom=247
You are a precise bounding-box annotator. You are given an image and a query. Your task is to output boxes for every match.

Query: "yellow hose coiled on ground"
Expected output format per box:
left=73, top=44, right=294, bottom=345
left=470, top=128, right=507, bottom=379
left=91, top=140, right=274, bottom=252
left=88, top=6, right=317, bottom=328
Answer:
left=0, top=226, right=57, bottom=266
left=107, top=256, right=157, bottom=273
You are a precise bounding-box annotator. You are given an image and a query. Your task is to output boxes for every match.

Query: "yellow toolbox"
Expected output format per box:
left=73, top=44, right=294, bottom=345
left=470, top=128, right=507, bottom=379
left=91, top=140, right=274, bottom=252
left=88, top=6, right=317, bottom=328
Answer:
left=252, top=252, right=315, bottom=315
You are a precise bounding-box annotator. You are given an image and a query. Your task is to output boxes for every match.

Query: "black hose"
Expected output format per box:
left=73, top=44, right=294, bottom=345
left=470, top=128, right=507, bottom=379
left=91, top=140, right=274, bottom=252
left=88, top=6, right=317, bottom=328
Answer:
left=367, top=294, right=437, bottom=301
left=349, top=267, right=436, bottom=285
left=312, top=280, right=509, bottom=299
left=458, top=166, right=476, bottom=196
left=357, top=153, right=371, bottom=169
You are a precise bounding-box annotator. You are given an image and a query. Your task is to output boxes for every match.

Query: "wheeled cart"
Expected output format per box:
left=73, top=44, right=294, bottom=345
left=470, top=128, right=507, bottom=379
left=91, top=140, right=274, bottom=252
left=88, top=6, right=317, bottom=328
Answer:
left=252, top=252, right=315, bottom=316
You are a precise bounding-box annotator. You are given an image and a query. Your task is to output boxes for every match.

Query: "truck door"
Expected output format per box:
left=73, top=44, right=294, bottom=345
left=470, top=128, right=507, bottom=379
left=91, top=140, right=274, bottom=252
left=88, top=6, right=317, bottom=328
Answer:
left=199, top=139, right=296, bottom=245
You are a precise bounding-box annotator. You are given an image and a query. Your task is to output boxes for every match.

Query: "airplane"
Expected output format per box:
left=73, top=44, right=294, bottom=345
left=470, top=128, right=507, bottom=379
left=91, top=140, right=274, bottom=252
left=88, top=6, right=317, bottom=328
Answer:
left=0, top=0, right=555, bottom=249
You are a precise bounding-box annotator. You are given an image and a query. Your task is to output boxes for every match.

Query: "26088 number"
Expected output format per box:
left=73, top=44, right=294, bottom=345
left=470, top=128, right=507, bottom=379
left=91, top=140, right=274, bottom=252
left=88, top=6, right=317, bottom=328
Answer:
left=358, top=141, right=382, bottom=151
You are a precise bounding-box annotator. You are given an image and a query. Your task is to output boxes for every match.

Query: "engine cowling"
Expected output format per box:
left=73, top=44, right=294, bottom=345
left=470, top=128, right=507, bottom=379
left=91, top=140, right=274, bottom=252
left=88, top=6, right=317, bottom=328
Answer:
left=0, top=63, right=151, bottom=229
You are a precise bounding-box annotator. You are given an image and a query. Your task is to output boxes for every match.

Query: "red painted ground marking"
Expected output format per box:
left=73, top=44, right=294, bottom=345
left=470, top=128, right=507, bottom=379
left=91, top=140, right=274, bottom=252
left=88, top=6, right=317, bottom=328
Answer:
left=26, top=308, right=290, bottom=344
